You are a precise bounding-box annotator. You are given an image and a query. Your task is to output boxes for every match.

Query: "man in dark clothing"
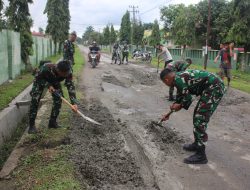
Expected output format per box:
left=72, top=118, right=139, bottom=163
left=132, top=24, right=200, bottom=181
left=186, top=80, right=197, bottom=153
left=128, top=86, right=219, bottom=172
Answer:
left=88, top=41, right=101, bottom=62
left=160, top=68, right=225, bottom=164
left=214, top=42, right=234, bottom=86
left=28, top=60, right=78, bottom=134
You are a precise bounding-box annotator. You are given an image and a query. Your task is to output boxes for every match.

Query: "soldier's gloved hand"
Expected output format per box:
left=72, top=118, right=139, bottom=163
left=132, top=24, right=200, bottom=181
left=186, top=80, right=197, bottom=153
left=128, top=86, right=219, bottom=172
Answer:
left=71, top=104, right=78, bottom=113
left=48, top=86, right=55, bottom=93
left=170, top=103, right=182, bottom=112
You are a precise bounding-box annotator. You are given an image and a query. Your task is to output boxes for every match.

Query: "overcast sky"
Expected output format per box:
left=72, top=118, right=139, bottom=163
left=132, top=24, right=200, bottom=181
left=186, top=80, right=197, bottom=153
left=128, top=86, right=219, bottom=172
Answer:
left=4, top=0, right=201, bottom=36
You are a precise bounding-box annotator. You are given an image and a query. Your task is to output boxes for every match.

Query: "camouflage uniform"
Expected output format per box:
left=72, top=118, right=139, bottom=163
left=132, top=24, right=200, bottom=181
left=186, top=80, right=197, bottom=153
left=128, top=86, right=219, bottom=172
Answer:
left=122, top=44, right=129, bottom=63
left=167, top=60, right=190, bottom=99
left=29, top=63, right=76, bottom=126
left=112, top=44, right=120, bottom=61
left=174, top=70, right=225, bottom=146
left=63, top=39, right=75, bottom=65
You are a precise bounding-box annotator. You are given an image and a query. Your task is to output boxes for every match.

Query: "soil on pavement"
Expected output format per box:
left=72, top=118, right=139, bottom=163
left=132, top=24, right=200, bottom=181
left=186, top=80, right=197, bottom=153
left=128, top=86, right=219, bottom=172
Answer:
left=70, top=45, right=250, bottom=190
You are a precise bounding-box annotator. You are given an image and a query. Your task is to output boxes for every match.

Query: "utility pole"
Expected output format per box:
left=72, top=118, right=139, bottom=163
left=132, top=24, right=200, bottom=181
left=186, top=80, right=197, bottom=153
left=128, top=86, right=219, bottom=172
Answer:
left=204, top=0, right=211, bottom=70
left=108, top=22, right=112, bottom=53
left=129, top=5, right=139, bottom=45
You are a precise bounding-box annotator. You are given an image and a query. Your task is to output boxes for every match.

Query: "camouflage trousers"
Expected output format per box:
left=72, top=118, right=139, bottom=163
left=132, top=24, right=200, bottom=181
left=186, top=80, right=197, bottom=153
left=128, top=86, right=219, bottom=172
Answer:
left=122, top=52, right=129, bottom=63
left=193, top=83, right=224, bottom=146
left=29, top=80, right=63, bottom=126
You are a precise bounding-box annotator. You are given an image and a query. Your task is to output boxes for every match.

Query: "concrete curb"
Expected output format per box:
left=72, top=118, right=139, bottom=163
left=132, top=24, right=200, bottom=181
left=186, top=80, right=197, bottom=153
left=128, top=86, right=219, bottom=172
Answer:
left=0, top=93, right=50, bottom=179
left=0, top=83, right=32, bottom=146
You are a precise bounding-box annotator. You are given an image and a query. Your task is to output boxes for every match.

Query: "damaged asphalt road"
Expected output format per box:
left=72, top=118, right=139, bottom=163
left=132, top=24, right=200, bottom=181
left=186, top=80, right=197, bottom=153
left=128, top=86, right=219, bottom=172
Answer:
left=69, top=45, right=250, bottom=190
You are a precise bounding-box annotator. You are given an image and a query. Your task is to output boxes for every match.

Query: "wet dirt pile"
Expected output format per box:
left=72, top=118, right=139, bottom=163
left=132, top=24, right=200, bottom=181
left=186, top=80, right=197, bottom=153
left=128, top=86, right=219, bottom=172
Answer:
left=145, top=121, right=184, bottom=155
left=102, top=74, right=127, bottom=88
left=125, top=68, right=158, bottom=86
left=70, top=99, right=145, bottom=189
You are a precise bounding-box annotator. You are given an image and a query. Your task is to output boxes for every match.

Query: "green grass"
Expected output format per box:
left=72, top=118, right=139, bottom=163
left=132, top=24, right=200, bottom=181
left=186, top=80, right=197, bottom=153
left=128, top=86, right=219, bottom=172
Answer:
left=0, top=54, right=62, bottom=111
left=101, top=46, right=111, bottom=54
left=12, top=45, right=85, bottom=190
left=0, top=117, right=28, bottom=169
left=150, top=57, right=250, bottom=93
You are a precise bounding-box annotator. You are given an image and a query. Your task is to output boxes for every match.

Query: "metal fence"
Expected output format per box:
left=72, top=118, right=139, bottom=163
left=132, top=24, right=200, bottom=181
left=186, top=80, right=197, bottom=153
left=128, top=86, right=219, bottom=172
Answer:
left=0, top=29, right=58, bottom=85
left=127, top=45, right=250, bottom=72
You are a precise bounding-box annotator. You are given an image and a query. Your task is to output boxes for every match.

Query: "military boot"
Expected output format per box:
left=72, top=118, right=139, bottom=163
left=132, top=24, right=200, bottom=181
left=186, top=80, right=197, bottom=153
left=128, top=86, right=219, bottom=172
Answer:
left=183, top=142, right=198, bottom=152
left=28, top=121, right=38, bottom=134
left=48, top=118, right=62, bottom=129
left=183, top=145, right=208, bottom=164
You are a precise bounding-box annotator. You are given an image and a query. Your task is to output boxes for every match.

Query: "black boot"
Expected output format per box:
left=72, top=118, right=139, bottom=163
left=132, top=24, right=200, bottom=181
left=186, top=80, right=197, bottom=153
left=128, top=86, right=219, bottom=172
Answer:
left=183, top=145, right=208, bottom=164
left=28, top=120, right=38, bottom=134
left=183, top=142, right=198, bottom=152
left=28, top=125, right=38, bottom=134
left=48, top=118, right=61, bottom=129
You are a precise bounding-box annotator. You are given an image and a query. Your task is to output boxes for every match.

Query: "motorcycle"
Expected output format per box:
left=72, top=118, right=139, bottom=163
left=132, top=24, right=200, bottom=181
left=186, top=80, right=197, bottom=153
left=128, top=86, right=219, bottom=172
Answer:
left=90, top=50, right=98, bottom=68
left=142, top=51, right=152, bottom=63
left=133, top=50, right=152, bottom=63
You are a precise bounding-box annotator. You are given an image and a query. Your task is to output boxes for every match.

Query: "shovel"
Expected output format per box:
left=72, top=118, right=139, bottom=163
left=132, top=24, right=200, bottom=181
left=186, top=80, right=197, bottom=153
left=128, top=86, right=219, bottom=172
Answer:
left=53, top=91, right=102, bottom=126
left=152, top=110, right=174, bottom=127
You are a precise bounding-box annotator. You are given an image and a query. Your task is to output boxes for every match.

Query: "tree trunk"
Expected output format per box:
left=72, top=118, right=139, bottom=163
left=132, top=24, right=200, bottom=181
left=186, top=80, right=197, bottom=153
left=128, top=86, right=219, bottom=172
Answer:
left=25, top=56, right=33, bottom=72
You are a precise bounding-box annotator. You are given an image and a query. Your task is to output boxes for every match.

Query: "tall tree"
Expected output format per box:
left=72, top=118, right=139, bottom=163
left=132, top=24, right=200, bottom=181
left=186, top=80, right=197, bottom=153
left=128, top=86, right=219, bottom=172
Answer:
left=44, top=0, right=70, bottom=53
left=0, top=0, right=3, bottom=30
left=103, top=25, right=110, bottom=45
left=149, top=20, right=161, bottom=46
left=132, top=21, right=144, bottom=46
left=120, top=11, right=131, bottom=43
left=227, top=0, right=250, bottom=51
left=195, top=0, right=229, bottom=48
left=160, top=4, right=185, bottom=32
left=5, top=0, right=34, bottom=70
left=82, top=26, right=94, bottom=44
left=213, top=1, right=234, bottom=48
left=39, top=27, right=44, bottom=34
left=171, top=5, right=198, bottom=48
left=143, top=23, right=154, bottom=30
left=110, top=24, right=117, bottom=44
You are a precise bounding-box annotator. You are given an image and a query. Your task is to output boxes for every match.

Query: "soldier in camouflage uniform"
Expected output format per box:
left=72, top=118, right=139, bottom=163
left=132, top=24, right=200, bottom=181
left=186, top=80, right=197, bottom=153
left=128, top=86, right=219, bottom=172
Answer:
left=122, top=42, right=129, bottom=64
left=160, top=69, right=225, bottom=164
left=166, top=58, right=192, bottom=101
left=28, top=60, right=78, bottom=134
left=63, top=31, right=77, bottom=66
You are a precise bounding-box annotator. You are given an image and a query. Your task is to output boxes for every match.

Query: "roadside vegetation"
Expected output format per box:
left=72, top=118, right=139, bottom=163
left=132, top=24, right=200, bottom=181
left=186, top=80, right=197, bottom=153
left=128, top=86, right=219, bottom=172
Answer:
left=10, top=46, right=85, bottom=189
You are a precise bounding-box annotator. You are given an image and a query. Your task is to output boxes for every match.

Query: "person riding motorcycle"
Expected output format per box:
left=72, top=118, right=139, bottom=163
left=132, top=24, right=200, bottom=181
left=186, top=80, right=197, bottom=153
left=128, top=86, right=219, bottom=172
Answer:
left=88, top=41, right=101, bottom=62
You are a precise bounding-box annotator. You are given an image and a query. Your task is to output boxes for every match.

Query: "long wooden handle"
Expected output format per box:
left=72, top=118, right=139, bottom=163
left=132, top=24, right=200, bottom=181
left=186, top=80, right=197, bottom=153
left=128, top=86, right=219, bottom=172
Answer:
left=60, top=96, right=74, bottom=109
left=59, top=95, right=102, bottom=125
left=157, top=60, right=160, bottom=73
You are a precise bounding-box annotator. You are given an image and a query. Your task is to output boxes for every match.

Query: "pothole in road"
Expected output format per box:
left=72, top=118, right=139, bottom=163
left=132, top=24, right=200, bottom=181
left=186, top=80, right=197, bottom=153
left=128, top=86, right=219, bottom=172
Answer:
left=102, top=74, right=127, bottom=87
left=124, top=68, right=158, bottom=86
left=70, top=99, right=145, bottom=189
left=145, top=121, right=185, bottom=156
